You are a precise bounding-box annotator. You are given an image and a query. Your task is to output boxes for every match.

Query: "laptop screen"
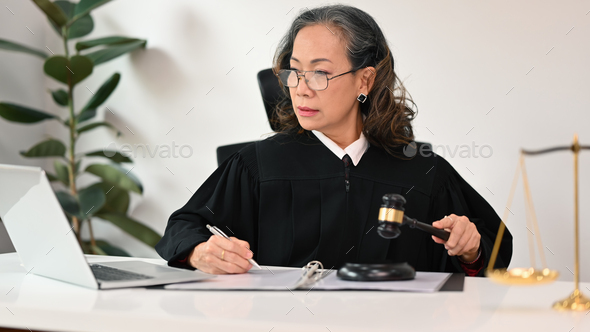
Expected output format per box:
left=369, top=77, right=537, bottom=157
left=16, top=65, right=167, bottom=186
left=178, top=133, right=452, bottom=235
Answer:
left=0, top=164, right=98, bottom=289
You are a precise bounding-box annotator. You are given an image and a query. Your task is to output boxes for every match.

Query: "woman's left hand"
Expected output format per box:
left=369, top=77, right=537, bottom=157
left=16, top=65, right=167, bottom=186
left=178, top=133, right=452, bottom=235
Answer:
left=432, top=214, right=481, bottom=262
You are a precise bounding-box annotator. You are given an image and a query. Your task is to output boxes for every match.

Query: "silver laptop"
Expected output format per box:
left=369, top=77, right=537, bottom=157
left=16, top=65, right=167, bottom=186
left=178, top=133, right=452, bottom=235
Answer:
left=0, top=164, right=214, bottom=289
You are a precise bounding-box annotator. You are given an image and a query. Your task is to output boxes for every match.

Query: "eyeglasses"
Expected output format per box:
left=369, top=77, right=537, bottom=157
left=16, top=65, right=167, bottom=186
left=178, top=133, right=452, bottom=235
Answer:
left=276, top=69, right=356, bottom=91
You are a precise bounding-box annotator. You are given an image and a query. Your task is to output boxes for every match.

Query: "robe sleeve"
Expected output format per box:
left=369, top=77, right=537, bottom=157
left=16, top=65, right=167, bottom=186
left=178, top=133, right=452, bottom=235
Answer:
left=428, top=156, right=513, bottom=277
left=154, top=144, right=260, bottom=270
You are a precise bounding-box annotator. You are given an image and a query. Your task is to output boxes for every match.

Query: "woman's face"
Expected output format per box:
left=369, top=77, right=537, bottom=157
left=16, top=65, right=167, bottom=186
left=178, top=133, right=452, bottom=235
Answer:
left=289, top=24, right=368, bottom=138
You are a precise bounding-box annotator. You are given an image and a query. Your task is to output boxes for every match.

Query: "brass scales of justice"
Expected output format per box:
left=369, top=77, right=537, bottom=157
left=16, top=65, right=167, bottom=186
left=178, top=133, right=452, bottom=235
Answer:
left=486, top=134, right=590, bottom=311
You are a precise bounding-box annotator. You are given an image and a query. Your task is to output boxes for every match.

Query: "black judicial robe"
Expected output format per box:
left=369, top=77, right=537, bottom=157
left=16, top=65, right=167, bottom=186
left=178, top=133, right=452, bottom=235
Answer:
left=155, top=131, right=512, bottom=276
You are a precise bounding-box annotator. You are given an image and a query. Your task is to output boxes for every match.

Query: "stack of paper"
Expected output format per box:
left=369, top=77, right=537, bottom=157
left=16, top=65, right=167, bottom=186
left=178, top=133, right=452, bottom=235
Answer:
left=164, top=267, right=451, bottom=292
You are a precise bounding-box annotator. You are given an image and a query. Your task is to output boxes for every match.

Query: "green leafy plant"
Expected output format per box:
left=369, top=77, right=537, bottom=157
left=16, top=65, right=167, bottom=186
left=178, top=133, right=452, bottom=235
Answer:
left=0, top=0, right=160, bottom=256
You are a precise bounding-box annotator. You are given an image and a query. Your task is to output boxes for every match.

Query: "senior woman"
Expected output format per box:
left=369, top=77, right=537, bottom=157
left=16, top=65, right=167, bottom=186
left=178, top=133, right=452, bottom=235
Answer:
left=155, top=5, right=512, bottom=276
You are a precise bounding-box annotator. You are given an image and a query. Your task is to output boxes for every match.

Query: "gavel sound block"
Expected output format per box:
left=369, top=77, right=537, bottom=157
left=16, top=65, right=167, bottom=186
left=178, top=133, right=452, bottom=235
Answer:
left=337, top=194, right=451, bottom=281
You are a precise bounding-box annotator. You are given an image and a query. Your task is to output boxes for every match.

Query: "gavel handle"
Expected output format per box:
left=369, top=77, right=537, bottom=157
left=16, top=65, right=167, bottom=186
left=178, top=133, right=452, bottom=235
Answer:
left=404, top=216, right=450, bottom=241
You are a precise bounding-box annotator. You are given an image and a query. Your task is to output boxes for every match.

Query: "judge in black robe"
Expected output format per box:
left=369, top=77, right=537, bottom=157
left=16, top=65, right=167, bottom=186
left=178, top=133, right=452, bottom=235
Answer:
left=155, top=131, right=512, bottom=276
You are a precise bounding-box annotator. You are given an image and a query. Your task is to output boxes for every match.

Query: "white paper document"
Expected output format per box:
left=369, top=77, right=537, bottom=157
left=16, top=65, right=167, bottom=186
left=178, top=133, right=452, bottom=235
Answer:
left=164, top=267, right=451, bottom=292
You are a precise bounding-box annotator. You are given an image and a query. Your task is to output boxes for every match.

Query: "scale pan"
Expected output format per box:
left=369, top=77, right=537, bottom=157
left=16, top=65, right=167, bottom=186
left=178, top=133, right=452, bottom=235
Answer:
left=486, top=267, right=559, bottom=285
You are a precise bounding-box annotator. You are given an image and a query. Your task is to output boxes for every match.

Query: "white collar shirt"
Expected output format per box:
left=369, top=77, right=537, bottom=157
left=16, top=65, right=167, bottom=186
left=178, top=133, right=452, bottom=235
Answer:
left=311, top=130, right=370, bottom=166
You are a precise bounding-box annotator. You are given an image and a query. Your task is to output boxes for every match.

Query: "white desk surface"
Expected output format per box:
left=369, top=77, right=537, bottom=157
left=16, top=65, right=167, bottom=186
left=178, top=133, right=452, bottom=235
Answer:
left=0, top=252, right=589, bottom=332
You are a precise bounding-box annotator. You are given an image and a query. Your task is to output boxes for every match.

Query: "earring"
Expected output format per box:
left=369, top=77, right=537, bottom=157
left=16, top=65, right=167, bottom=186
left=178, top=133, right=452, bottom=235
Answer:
left=357, top=93, right=367, bottom=103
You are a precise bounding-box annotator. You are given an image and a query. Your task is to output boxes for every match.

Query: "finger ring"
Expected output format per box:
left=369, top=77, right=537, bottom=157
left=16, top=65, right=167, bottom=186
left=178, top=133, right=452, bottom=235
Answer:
left=445, top=215, right=453, bottom=222
left=221, top=250, right=225, bottom=261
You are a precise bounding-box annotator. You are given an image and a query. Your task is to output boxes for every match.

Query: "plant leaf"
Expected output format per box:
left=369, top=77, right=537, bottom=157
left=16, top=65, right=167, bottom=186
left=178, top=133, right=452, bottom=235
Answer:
left=110, top=163, right=142, bottom=192
left=94, top=182, right=129, bottom=214
left=77, top=121, right=120, bottom=136
left=70, top=0, right=112, bottom=26
left=51, top=1, right=74, bottom=19
left=55, top=190, right=80, bottom=217
left=54, top=160, right=70, bottom=186
left=0, top=39, right=48, bottom=59
left=80, top=73, right=120, bottom=113
left=94, top=240, right=130, bottom=256
left=32, top=0, right=69, bottom=28
left=20, top=139, right=66, bottom=158
left=78, top=183, right=106, bottom=217
left=50, top=1, right=94, bottom=39
left=80, top=240, right=91, bottom=254
left=75, top=159, right=82, bottom=174
left=0, top=102, right=59, bottom=123
left=86, top=150, right=132, bottom=163
left=90, top=244, right=107, bottom=255
left=51, top=89, right=69, bottom=106
left=76, top=36, right=142, bottom=52
left=68, top=14, right=94, bottom=39
left=46, top=172, right=59, bottom=182
left=85, top=164, right=142, bottom=194
left=95, top=212, right=161, bottom=247
left=76, top=108, right=96, bottom=123
left=44, top=55, right=93, bottom=86
left=85, top=40, right=146, bottom=66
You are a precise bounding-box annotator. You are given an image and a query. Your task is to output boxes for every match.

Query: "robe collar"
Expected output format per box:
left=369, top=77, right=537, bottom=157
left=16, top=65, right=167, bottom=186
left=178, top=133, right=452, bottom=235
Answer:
left=311, top=130, right=369, bottom=166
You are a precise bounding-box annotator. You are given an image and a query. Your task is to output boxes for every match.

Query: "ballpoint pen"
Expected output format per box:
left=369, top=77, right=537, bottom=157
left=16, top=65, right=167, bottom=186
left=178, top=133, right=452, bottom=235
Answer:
left=206, top=224, right=262, bottom=269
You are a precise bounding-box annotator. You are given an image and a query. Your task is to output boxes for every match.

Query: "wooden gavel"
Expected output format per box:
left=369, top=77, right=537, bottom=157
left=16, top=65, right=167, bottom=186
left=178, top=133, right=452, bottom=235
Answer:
left=377, top=194, right=450, bottom=241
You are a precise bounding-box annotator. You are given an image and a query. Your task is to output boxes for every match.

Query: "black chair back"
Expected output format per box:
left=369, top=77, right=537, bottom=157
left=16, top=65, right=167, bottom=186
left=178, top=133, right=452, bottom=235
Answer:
left=256, top=68, right=284, bottom=132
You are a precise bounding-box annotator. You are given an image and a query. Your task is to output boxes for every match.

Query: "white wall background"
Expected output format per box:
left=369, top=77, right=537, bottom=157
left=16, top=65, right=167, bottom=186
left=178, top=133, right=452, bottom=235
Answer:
left=0, top=0, right=588, bottom=282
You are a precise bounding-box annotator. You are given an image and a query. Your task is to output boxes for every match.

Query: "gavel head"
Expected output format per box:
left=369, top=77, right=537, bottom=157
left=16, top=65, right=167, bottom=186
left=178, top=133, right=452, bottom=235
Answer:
left=377, top=194, right=406, bottom=239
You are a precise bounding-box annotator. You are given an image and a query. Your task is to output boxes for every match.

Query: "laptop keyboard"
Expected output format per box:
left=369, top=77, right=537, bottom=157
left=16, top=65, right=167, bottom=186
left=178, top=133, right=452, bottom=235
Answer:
left=90, top=264, right=154, bottom=281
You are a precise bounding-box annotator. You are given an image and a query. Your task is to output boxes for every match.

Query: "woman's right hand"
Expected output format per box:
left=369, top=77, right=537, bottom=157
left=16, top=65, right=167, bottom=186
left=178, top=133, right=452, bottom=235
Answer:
left=188, top=235, right=253, bottom=274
